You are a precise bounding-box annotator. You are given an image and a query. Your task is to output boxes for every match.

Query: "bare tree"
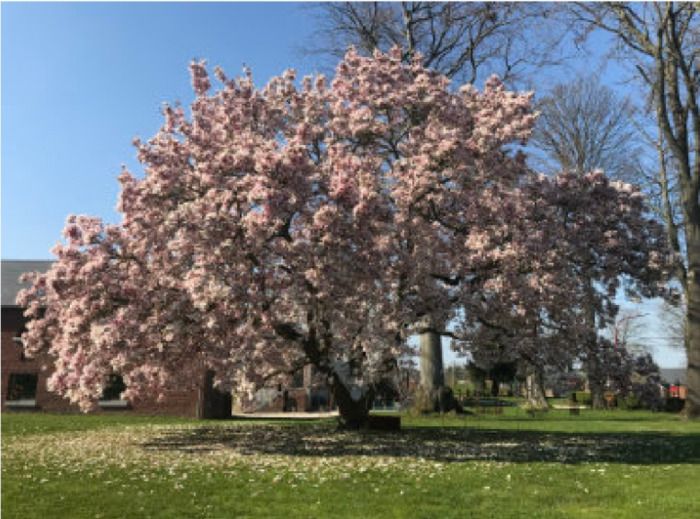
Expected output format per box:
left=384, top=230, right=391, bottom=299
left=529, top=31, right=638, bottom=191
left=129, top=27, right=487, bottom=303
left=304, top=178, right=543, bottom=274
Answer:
left=627, top=110, right=685, bottom=241
left=304, top=2, right=566, bottom=86
left=610, top=311, right=649, bottom=355
left=567, top=2, right=700, bottom=418
left=530, top=76, right=643, bottom=180
left=661, top=296, right=688, bottom=348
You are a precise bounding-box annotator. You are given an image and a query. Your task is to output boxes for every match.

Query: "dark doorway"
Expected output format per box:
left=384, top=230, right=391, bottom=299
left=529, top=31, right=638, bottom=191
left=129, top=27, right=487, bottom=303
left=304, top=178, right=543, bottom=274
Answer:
left=201, top=370, right=232, bottom=419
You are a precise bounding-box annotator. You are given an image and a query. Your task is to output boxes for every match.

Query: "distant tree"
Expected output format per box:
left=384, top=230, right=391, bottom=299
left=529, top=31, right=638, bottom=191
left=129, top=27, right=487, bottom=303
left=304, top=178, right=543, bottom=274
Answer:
left=661, top=296, right=688, bottom=348
left=488, top=362, right=517, bottom=397
left=608, top=311, right=648, bottom=358
left=584, top=340, right=632, bottom=407
left=589, top=348, right=664, bottom=411
left=530, top=76, right=642, bottom=180
left=451, top=172, right=671, bottom=410
left=627, top=353, right=665, bottom=411
left=465, top=362, right=488, bottom=396
left=468, top=339, right=518, bottom=396
left=529, top=74, right=665, bottom=409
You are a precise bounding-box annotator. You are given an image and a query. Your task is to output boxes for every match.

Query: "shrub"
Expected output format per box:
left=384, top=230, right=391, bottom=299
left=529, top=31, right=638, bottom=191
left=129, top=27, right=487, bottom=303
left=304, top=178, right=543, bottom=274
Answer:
left=618, top=395, right=640, bottom=410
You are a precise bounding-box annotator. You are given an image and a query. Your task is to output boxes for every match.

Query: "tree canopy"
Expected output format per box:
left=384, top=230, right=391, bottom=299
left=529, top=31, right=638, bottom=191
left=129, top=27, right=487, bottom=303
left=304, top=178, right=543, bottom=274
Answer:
left=18, top=48, right=670, bottom=427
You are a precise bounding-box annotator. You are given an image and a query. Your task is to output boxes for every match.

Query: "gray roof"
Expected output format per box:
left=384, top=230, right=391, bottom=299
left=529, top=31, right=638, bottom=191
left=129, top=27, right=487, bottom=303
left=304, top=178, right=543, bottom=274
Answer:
left=2, top=260, right=53, bottom=307
left=659, top=368, right=687, bottom=385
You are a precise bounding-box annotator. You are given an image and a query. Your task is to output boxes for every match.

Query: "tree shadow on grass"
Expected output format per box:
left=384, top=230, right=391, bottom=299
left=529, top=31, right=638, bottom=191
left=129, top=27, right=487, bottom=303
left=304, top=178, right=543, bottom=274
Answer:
left=140, top=423, right=700, bottom=465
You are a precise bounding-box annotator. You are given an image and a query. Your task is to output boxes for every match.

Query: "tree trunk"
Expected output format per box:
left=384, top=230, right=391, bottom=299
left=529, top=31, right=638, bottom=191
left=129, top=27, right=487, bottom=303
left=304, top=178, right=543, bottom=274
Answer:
left=524, top=366, right=548, bottom=410
left=582, top=278, right=607, bottom=409
left=656, top=133, right=684, bottom=270
left=419, top=330, right=444, bottom=390
left=589, top=378, right=606, bottom=410
left=648, top=13, right=700, bottom=419
left=655, top=111, right=699, bottom=419
left=491, top=379, right=500, bottom=397
left=417, top=329, right=446, bottom=411
left=331, top=377, right=374, bottom=429
left=683, top=195, right=700, bottom=418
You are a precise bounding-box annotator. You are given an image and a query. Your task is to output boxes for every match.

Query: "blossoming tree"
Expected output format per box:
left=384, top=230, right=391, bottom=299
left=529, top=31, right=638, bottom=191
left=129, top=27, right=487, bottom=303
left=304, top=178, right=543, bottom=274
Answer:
left=449, top=172, right=670, bottom=408
left=18, top=48, right=668, bottom=427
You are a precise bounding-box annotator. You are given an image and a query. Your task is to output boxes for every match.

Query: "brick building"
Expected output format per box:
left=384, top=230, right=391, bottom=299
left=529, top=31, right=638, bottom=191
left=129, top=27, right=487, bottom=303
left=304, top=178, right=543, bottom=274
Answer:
left=2, top=260, right=331, bottom=418
left=660, top=368, right=688, bottom=400
left=1, top=260, right=230, bottom=418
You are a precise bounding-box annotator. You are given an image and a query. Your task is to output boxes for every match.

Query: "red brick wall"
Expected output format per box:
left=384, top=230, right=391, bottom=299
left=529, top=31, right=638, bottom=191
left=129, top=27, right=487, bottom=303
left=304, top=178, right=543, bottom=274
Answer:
left=2, top=307, right=208, bottom=418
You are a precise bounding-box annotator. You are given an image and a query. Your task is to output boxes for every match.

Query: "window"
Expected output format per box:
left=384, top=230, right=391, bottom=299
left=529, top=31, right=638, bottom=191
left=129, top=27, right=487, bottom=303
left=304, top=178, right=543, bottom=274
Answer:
left=99, top=374, right=128, bottom=408
left=291, top=369, right=304, bottom=388
left=6, top=373, right=38, bottom=407
left=12, top=332, right=26, bottom=361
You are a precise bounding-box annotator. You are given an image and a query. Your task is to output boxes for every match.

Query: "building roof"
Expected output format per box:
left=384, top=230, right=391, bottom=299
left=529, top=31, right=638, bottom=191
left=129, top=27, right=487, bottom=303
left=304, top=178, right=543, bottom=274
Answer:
left=659, top=368, right=687, bottom=386
left=2, top=260, right=53, bottom=307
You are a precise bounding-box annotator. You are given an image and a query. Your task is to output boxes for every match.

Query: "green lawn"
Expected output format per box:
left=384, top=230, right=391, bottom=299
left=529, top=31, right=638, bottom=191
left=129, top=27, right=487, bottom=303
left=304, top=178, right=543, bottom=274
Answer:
left=2, top=411, right=699, bottom=518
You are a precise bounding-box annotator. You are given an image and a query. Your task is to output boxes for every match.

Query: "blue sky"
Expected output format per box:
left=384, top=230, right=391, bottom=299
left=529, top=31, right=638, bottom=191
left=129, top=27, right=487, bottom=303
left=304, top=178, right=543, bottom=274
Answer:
left=1, top=2, right=686, bottom=368
left=2, top=2, right=320, bottom=259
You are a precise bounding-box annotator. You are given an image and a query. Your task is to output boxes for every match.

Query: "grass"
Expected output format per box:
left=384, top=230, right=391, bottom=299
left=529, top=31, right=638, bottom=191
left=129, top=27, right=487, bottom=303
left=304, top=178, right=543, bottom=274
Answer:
left=2, top=410, right=700, bottom=518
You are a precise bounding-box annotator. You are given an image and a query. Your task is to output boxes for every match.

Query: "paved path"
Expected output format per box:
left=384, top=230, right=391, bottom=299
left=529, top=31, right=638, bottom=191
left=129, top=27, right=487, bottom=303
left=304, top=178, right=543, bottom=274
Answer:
left=231, top=411, right=339, bottom=420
